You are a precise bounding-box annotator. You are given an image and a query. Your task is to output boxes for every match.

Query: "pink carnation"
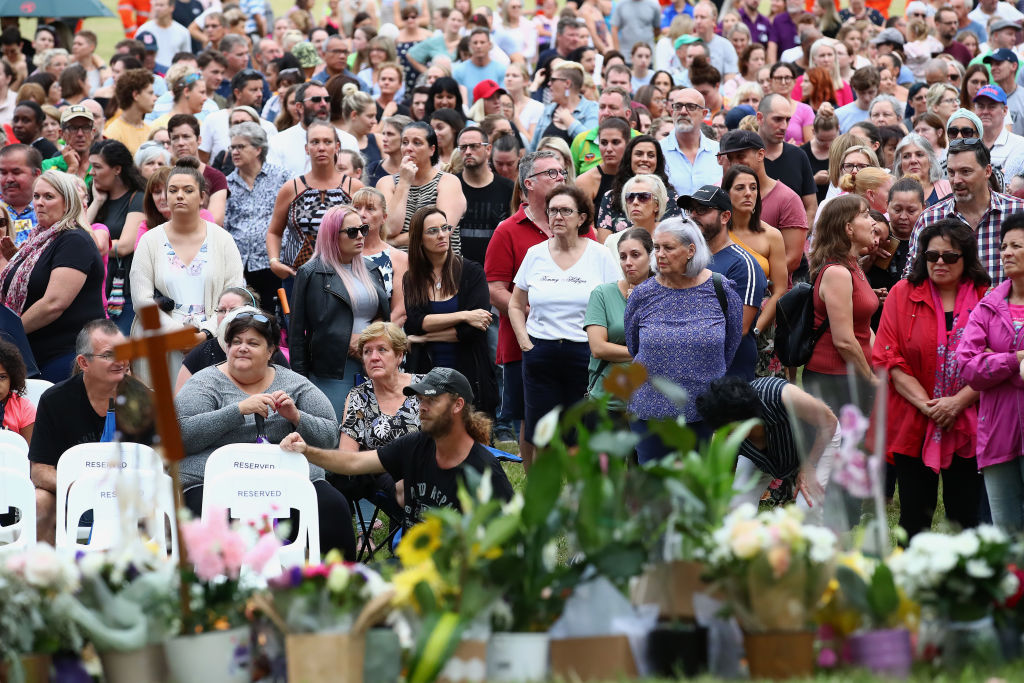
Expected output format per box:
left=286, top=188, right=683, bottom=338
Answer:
left=244, top=533, right=281, bottom=574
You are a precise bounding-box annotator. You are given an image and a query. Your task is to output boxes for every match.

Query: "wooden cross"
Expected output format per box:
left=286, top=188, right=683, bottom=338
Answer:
left=113, top=303, right=200, bottom=630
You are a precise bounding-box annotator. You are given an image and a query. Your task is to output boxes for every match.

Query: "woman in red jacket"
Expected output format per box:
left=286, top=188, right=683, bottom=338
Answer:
left=873, top=219, right=989, bottom=539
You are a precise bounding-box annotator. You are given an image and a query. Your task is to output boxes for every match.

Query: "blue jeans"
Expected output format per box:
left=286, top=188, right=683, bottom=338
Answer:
left=311, top=358, right=361, bottom=421
left=112, top=297, right=135, bottom=336
left=521, top=337, right=589, bottom=444
left=983, top=459, right=1024, bottom=533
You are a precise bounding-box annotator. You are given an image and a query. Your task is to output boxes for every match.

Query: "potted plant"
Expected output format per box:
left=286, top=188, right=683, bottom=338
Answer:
left=889, top=526, right=1020, bottom=668
left=0, top=543, right=83, bottom=683
left=257, top=552, right=395, bottom=683
left=163, top=507, right=281, bottom=683
left=705, top=504, right=838, bottom=680
left=56, top=547, right=178, bottom=683
left=834, top=553, right=915, bottom=677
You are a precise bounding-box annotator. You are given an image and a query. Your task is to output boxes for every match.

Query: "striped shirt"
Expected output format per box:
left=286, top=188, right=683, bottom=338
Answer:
left=904, top=191, right=1024, bottom=286
left=739, top=377, right=801, bottom=480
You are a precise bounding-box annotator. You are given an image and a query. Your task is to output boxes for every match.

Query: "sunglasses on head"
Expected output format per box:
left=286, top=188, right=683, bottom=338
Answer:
left=924, top=250, right=962, bottom=264
left=949, top=137, right=982, bottom=150
left=344, top=224, right=371, bottom=238
left=947, top=126, right=978, bottom=139
left=235, top=312, right=270, bottom=324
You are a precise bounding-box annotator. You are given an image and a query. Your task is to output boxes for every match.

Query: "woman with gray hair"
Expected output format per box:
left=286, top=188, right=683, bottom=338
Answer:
left=624, top=216, right=743, bottom=462
left=604, top=173, right=668, bottom=255
left=0, top=170, right=103, bottom=381
left=892, top=133, right=951, bottom=206
left=134, top=140, right=172, bottom=180
left=224, top=122, right=292, bottom=311
left=869, top=94, right=905, bottom=130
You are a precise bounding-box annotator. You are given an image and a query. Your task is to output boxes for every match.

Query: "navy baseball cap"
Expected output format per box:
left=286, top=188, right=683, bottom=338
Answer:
left=984, top=48, right=1019, bottom=65
left=135, top=30, right=159, bottom=52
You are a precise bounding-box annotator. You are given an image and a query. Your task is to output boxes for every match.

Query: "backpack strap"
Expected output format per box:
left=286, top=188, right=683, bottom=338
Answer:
left=712, top=271, right=728, bottom=315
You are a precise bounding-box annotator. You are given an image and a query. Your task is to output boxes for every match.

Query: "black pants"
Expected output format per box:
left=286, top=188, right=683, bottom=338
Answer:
left=244, top=268, right=282, bottom=315
left=522, top=337, right=590, bottom=444
left=893, top=453, right=981, bottom=541
left=184, top=478, right=357, bottom=561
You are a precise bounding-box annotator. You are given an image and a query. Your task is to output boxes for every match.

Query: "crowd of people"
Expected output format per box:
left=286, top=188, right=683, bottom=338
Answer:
left=6, top=0, right=1024, bottom=551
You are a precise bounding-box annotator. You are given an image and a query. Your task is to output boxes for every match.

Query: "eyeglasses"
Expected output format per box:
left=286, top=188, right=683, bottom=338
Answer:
left=83, top=352, right=117, bottom=361
left=841, top=162, right=869, bottom=173
left=771, top=75, right=794, bottom=83
left=529, top=168, right=568, bottom=180
left=343, top=224, right=371, bottom=238
left=949, top=137, right=982, bottom=150
left=457, top=142, right=489, bottom=152
left=669, top=102, right=705, bottom=113
left=425, top=224, right=455, bottom=236
left=547, top=207, right=578, bottom=218
left=64, top=124, right=92, bottom=134
left=947, top=126, right=978, bottom=139
left=940, top=96, right=960, bottom=105
left=924, top=250, right=963, bottom=264
left=625, top=191, right=653, bottom=204
left=305, top=96, right=331, bottom=104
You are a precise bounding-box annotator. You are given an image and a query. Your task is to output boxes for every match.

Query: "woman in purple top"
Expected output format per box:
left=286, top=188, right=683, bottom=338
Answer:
left=625, top=217, right=743, bottom=463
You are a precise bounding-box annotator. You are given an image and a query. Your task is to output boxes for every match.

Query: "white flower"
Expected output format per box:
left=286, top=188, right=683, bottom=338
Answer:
left=78, top=553, right=106, bottom=579
left=966, top=559, right=995, bottom=579
left=950, top=530, right=980, bottom=558
left=803, top=526, right=838, bottom=564
left=976, top=525, right=1007, bottom=545
left=327, top=564, right=350, bottom=593
left=1002, top=571, right=1020, bottom=599
left=541, top=540, right=558, bottom=572
left=501, top=493, right=524, bottom=517
left=22, top=543, right=64, bottom=588
left=532, top=407, right=562, bottom=447
left=478, top=469, right=493, bottom=504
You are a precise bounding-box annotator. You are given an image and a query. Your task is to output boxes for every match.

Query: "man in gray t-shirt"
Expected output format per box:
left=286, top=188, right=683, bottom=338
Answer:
left=611, top=0, right=661, bottom=64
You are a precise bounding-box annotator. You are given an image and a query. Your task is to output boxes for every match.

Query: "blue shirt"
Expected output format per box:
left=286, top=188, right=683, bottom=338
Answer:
left=661, top=3, right=693, bottom=30
left=529, top=98, right=599, bottom=151
left=835, top=101, right=871, bottom=133
left=1, top=201, right=36, bottom=246
left=708, top=243, right=766, bottom=381
left=453, top=60, right=508, bottom=105
left=660, top=132, right=722, bottom=197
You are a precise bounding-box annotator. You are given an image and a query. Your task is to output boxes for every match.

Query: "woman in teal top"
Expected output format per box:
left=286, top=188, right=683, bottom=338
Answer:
left=584, top=227, right=654, bottom=414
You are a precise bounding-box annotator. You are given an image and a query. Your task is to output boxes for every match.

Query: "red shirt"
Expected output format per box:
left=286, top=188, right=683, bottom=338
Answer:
left=807, top=262, right=879, bottom=375
left=484, top=204, right=598, bottom=365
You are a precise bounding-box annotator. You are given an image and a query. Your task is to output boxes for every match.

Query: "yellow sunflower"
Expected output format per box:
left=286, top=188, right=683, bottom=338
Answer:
left=397, top=517, right=443, bottom=567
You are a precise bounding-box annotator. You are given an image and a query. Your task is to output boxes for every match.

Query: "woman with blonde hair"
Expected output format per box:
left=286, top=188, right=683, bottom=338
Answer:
left=358, top=36, right=400, bottom=98
left=504, top=62, right=543, bottom=143
left=0, top=170, right=103, bottom=381
left=352, top=186, right=407, bottom=325
left=926, top=83, right=960, bottom=123
left=150, top=68, right=208, bottom=130
left=338, top=83, right=382, bottom=168
left=838, top=166, right=893, bottom=214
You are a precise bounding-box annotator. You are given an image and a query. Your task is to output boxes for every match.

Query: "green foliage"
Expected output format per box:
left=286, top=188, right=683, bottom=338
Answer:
left=836, top=563, right=901, bottom=630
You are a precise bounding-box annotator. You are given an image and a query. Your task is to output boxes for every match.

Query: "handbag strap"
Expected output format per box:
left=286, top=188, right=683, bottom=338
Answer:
left=586, top=359, right=611, bottom=395
left=711, top=271, right=727, bottom=315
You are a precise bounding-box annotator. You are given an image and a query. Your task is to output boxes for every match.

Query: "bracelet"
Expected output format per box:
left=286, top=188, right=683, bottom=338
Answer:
left=269, top=257, right=280, bottom=264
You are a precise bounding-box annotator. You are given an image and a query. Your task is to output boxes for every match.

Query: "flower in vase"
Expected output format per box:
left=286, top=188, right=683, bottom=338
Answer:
left=391, top=559, right=444, bottom=606
left=243, top=532, right=282, bottom=574
left=1001, top=571, right=1021, bottom=602
left=397, top=517, right=443, bottom=567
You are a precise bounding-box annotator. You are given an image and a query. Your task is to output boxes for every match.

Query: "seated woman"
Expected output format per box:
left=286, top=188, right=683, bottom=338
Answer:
left=175, top=311, right=356, bottom=559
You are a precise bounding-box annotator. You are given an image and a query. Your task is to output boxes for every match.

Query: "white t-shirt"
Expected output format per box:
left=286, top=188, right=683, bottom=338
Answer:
left=199, top=108, right=279, bottom=163
left=517, top=98, right=545, bottom=136
left=266, top=123, right=360, bottom=178
left=968, top=2, right=1024, bottom=25
left=513, top=239, right=620, bottom=342
left=136, top=20, right=192, bottom=67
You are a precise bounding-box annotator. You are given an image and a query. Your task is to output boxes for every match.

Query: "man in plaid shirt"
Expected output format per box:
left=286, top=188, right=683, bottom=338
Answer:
left=904, top=139, right=1024, bottom=285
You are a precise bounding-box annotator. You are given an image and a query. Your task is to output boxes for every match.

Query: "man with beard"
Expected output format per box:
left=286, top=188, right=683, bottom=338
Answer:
left=933, top=7, right=972, bottom=66
left=905, top=139, right=1024, bottom=285
left=660, top=86, right=721, bottom=196
left=456, top=127, right=513, bottom=266
left=281, top=367, right=513, bottom=522
left=267, top=81, right=359, bottom=177
left=679, top=185, right=766, bottom=380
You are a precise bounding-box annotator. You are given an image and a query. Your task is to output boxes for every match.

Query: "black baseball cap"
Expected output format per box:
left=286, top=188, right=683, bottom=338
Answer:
left=678, top=185, right=732, bottom=212
left=718, top=130, right=766, bottom=155
left=404, top=367, right=475, bottom=403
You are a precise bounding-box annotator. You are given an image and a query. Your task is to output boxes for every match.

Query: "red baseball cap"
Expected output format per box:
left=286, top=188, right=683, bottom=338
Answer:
left=473, top=79, right=505, bottom=102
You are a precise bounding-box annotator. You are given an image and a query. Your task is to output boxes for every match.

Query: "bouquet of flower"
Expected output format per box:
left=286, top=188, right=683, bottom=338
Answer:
left=889, top=526, right=1019, bottom=622
left=52, top=544, right=179, bottom=653
left=705, top=504, right=838, bottom=632
left=266, top=550, right=391, bottom=634
left=179, top=507, right=282, bottom=634
left=0, top=543, right=83, bottom=668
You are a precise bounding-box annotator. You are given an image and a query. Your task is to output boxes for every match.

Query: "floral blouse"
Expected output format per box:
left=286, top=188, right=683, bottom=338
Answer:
left=596, top=185, right=681, bottom=235
left=340, top=374, right=426, bottom=450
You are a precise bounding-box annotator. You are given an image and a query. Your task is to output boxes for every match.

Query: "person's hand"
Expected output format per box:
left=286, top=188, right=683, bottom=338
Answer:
left=348, top=335, right=360, bottom=359
left=813, top=169, right=830, bottom=185
left=398, top=155, right=418, bottom=183
left=382, top=100, right=398, bottom=117
left=926, top=396, right=962, bottom=429
left=62, top=146, right=80, bottom=175
left=519, top=338, right=534, bottom=352
left=553, top=106, right=573, bottom=129
left=795, top=466, right=824, bottom=508
left=271, top=390, right=300, bottom=424
left=280, top=432, right=308, bottom=455
left=270, top=259, right=297, bottom=279
left=0, top=236, right=17, bottom=261
left=91, top=187, right=108, bottom=206
left=463, top=308, right=492, bottom=330
left=818, top=102, right=835, bottom=118
left=531, top=67, right=547, bottom=90
left=873, top=287, right=888, bottom=305
left=239, top=393, right=276, bottom=418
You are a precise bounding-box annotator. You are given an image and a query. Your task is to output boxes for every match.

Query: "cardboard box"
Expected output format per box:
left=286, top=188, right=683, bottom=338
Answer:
left=286, top=633, right=366, bottom=683
left=549, top=635, right=638, bottom=681
left=630, top=560, right=710, bottom=620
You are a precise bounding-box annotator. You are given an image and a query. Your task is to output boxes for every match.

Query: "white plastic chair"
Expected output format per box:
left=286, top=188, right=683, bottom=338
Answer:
left=61, top=468, right=178, bottom=559
left=0, top=466, right=36, bottom=552
left=56, top=443, right=162, bottom=547
left=203, top=469, right=320, bottom=569
left=204, top=443, right=311, bottom=481
left=0, top=443, right=28, bottom=476
left=23, top=378, right=53, bottom=408
left=0, top=430, right=29, bottom=455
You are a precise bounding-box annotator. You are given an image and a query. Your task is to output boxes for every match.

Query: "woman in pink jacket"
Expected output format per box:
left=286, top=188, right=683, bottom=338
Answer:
left=957, top=214, right=1024, bottom=533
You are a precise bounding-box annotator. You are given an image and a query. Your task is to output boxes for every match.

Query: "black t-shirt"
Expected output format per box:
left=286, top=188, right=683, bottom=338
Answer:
left=181, top=337, right=290, bottom=374
left=97, top=190, right=144, bottom=299
left=375, top=101, right=411, bottom=122
left=764, top=143, right=816, bottom=200
left=3, top=229, right=104, bottom=365
left=28, top=373, right=107, bottom=467
left=32, top=137, right=59, bottom=160
left=457, top=173, right=514, bottom=265
left=377, top=431, right=514, bottom=521
left=799, top=141, right=831, bottom=204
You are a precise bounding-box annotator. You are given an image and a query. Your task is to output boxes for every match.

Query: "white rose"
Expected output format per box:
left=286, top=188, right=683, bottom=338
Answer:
left=966, top=559, right=995, bottom=579
left=950, top=531, right=980, bottom=558
left=1002, top=571, right=1020, bottom=599
left=22, top=544, right=62, bottom=587
left=327, top=564, right=350, bottom=593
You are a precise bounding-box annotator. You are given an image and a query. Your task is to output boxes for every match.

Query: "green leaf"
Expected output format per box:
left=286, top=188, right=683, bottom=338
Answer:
left=867, top=563, right=900, bottom=624
left=521, top=448, right=565, bottom=528
left=479, top=512, right=521, bottom=551
left=836, top=565, right=870, bottom=615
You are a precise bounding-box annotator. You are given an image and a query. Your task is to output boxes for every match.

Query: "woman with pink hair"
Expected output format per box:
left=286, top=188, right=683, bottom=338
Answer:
left=290, top=204, right=390, bottom=417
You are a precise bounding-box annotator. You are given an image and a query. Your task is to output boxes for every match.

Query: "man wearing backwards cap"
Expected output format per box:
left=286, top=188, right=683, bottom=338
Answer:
left=973, top=84, right=1024, bottom=182
left=679, top=185, right=766, bottom=380
left=282, top=367, right=514, bottom=521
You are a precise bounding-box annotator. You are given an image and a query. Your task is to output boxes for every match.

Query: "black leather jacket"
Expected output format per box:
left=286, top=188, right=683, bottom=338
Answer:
left=290, top=256, right=390, bottom=380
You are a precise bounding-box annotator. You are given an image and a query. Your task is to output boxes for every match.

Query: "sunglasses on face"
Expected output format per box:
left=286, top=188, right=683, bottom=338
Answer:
left=305, top=95, right=331, bottom=104
left=947, top=126, right=978, bottom=139
left=924, top=250, right=963, bottom=264
left=626, top=191, right=653, bottom=204
left=344, top=224, right=371, bottom=238
left=425, top=224, right=455, bottom=236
